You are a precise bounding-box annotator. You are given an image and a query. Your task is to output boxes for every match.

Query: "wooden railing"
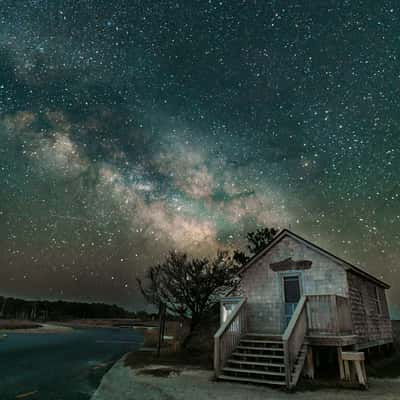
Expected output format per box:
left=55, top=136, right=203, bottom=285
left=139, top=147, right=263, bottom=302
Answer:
left=307, top=294, right=353, bottom=335
left=219, top=297, right=244, bottom=326
left=335, top=295, right=353, bottom=334
left=283, top=296, right=308, bottom=388
left=213, top=294, right=353, bottom=386
left=214, top=297, right=247, bottom=377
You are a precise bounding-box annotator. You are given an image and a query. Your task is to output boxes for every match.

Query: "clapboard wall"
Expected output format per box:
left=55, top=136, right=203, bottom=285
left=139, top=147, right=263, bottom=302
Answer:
left=238, top=235, right=348, bottom=333
left=347, top=271, right=392, bottom=348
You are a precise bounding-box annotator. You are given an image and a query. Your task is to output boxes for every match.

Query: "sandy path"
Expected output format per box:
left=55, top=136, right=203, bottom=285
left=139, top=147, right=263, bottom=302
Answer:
left=91, top=355, right=400, bottom=400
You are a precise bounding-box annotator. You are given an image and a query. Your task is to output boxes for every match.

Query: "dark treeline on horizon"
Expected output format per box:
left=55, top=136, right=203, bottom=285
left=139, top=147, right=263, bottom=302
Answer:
left=0, top=296, right=154, bottom=321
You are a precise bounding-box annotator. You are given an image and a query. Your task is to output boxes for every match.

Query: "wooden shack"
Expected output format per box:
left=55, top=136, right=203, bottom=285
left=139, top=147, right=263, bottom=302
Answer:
left=214, top=229, right=393, bottom=389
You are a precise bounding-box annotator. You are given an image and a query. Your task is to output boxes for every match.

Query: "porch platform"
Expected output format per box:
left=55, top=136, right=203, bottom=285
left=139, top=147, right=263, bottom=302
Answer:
left=306, top=334, right=359, bottom=347
left=354, top=337, right=393, bottom=350
left=246, top=333, right=360, bottom=347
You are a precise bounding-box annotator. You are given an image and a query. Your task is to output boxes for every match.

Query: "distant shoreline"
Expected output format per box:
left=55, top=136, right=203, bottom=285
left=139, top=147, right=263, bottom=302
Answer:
left=0, top=318, right=158, bottom=334
left=0, top=321, right=73, bottom=334
left=57, top=318, right=158, bottom=330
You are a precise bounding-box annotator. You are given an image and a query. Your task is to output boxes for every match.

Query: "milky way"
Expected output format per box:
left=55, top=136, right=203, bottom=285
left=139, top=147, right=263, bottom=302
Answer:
left=0, top=1, right=399, bottom=311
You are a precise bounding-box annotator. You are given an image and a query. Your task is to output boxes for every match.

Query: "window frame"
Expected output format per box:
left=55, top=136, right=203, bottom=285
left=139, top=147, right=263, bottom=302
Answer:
left=372, top=286, right=382, bottom=315
left=283, top=275, right=301, bottom=304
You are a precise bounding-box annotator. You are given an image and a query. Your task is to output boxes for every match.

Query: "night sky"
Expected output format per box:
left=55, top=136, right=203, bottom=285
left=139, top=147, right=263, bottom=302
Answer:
left=0, top=1, right=399, bottom=311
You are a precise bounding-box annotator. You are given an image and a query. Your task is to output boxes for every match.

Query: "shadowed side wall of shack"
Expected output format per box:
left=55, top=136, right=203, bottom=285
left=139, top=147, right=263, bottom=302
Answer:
left=347, top=271, right=392, bottom=347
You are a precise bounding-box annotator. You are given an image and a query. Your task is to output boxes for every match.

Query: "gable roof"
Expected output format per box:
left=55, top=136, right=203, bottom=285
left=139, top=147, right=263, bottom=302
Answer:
left=238, top=229, right=390, bottom=289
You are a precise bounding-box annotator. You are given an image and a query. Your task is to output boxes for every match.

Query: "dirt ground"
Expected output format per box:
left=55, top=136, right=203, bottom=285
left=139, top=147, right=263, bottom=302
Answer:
left=91, top=354, right=400, bottom=400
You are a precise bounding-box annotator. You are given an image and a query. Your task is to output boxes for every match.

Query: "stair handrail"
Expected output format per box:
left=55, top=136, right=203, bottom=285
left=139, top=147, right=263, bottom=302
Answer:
left=214, top=297, right=247, bottom=377
left=282, top=295, right=308, bottom=388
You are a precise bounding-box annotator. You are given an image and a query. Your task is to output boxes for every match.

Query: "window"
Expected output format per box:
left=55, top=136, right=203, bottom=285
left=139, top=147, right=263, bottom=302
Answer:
left=372, top=287, right=382, bottom=315
left=283, top=275, right=301, bottom=304
left=283, top=275, right=301, bottom=328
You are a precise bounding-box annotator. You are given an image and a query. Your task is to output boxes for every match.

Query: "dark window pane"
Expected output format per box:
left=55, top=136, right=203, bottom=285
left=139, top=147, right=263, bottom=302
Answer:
left=373, top=287, right=381, bottom=314
left=284, top=276, right=300, bottom=303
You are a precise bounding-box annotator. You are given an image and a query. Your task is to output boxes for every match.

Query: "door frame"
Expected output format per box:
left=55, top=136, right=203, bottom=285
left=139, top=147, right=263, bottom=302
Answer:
left=279, top=271, right=304, bottom=332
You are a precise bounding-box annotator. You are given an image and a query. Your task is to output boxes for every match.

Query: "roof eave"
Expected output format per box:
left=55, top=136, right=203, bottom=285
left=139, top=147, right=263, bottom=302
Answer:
left=238, top=229, right=390, bottom=289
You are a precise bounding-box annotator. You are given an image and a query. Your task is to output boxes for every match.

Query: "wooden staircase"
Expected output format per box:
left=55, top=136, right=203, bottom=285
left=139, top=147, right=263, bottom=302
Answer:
left=218, top=333, right=308, bottom=388
left=214, top=296, right=310, bottom=389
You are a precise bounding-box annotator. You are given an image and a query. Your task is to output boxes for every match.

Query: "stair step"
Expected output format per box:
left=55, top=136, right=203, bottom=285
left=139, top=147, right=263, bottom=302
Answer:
left=290, top=345, right=308, bottom=387
left=232, top=352, right=284, bottom=359
left=236, top=346, right=284, bottom=352
left=219, top=374, right=286, bottom=386
left=223, top=367, right=285, bottom=377
left=245, top=333, right=282, bottom=339
left=240, top=339, right=283, bottom=345
left=227, top=359, right=285, bottom=368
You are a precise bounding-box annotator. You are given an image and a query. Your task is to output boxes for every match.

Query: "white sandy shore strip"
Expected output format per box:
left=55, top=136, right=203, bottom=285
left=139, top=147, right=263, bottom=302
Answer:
left=91, top=355, right=400, bottom=400
left=0, top=323, right=73, bottom=334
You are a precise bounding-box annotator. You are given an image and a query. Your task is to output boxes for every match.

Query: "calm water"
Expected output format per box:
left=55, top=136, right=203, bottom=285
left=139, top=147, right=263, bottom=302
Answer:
left=0, top=326, right=143, bottom=400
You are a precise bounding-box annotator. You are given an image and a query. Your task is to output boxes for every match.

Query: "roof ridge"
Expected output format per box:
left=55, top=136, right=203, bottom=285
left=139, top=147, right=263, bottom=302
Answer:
left=238, top=229, right=390, bottom=289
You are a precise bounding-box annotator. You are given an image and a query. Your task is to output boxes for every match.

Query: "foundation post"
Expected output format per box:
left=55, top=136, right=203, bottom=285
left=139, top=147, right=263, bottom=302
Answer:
left=337, top=347, right=345, bottom=380
left=304, top=347, right=315, bottom=379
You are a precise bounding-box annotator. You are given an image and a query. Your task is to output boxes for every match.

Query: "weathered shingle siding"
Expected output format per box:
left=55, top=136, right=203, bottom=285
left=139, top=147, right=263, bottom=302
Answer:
left=239, top=236, right=349, bottom=333
left=347, top=271, right=392, bottom=344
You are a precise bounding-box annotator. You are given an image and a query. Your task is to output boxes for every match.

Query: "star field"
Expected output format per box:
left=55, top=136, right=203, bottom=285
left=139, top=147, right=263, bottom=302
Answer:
left=0, top=1, right=399, bottom=311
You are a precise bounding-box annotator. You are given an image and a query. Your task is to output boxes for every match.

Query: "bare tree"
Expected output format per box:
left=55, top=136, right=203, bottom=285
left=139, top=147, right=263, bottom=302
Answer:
left=137, top=251, right=239, bottom=333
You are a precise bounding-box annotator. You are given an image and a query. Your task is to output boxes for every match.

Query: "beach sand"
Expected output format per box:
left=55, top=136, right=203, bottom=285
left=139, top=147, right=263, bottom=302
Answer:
left=91, top=354, right=400, bottom=400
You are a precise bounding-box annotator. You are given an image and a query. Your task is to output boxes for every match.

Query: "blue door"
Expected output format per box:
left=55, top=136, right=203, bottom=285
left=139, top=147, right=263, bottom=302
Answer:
left=283, top=275, right=301, bottom=327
